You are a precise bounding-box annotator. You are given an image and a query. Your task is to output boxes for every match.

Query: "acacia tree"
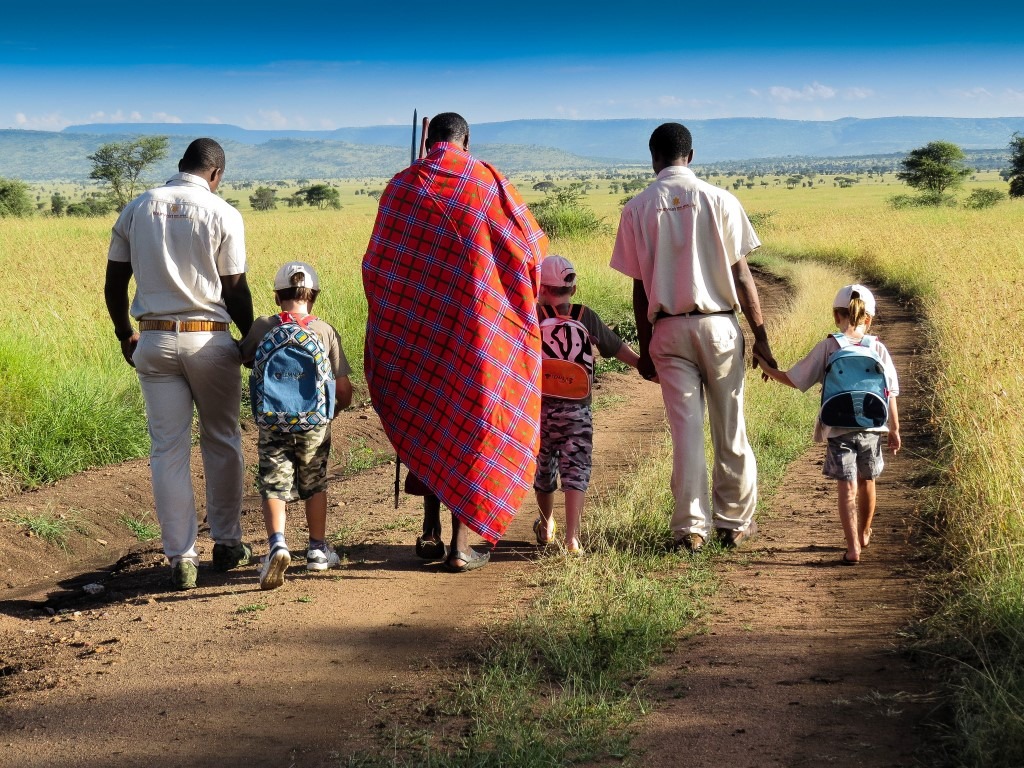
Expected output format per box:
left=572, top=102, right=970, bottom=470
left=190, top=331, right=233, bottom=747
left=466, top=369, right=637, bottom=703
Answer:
left=88, top=136, right=169, bottom=210
left=0, top=177, right=34, bottom=217
left=1008, top=132, right=1024, bottom=199
left=298, top=184, right=341, bottom=210
left=896, top=141, right=971, bottom=197
left=249, top=186, right=277, bottom=211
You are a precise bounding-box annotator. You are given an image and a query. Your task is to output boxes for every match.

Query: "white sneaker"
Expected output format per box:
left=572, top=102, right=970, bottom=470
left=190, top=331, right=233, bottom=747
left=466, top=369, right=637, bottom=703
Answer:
left=259, top=547, right=291, bottom=590
left=306, top=546, right=340, bottom=571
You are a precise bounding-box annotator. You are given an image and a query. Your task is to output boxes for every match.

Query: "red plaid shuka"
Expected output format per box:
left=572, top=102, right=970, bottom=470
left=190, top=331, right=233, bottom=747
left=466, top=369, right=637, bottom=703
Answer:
left=362, top=142, right=547, bottom=543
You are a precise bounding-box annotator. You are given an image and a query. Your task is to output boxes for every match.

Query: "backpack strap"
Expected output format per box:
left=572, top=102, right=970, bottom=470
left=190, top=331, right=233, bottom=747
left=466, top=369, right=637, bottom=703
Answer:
left=831, top=332, right=875, bottom=349
left=279, top=311, right=316, bottom=329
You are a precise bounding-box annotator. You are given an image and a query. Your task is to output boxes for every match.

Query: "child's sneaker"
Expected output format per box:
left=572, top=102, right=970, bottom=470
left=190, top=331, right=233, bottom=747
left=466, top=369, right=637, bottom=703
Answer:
left=259, top=546, right=291, bottom=590
left=306, top=546, right=340, bottom=571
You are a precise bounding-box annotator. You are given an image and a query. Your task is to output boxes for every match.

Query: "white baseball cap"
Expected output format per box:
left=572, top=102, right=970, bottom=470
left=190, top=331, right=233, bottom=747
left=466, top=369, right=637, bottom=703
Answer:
left=274, top=261, right=320, bottom=291
left=540, top=255, right=577, bottom=288
left=833, top=284, right=876, bottom=316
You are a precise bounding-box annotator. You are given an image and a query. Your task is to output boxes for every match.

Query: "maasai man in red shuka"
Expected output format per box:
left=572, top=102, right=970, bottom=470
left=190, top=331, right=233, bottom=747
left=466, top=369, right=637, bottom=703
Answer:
left=362, top=112, right=548, bottom=573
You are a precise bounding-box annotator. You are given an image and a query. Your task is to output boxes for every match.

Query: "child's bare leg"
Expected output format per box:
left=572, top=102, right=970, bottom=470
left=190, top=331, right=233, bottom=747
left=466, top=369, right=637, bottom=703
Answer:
left=564, top=489, right=585, bottom=551
left=263, top=497, right=287, bottom=540
left=534, top=490, right=556, bottom=541
left=857, top=478, right=876, bottom=547
left=304, top=490, right=328, bottom=543
left=837, top=480, right=860, bottom=563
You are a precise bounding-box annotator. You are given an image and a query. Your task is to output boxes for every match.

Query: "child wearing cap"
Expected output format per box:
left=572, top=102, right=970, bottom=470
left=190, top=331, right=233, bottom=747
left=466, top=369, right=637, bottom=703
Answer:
left=754, top=284, right=901, bottom=565
left=533, top=254, right=641, bottom=552
left=239, top=262, right=354, bottom=589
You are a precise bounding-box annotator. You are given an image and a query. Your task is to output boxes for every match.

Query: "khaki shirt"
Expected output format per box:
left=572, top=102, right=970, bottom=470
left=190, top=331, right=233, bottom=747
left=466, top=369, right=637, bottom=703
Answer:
left=107, top=172, right=246, bottom=323
left=610, top=166, right=760, bottom=322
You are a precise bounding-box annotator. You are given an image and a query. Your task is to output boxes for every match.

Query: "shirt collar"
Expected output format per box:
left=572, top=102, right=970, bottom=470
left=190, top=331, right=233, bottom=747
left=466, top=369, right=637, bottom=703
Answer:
left=656, top=165, right=696, bottom=181
left=166, top=171, right=211, bottom=191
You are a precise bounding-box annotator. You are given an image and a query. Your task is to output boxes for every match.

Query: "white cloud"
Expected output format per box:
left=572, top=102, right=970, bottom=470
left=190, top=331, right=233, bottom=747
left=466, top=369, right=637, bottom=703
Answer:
left=11, top=111, right=69, bottom=130
left=953, top=87, right=994, bottom=100
left=555, top=105, right=580, bottom=118
left=204, top=116, right=224, bottom=124
left=239, top=110, right=318, bottom=129
left=762, top=82, right=838, bottom=104
left=843, top=87, right=874, bottom=101
left=1005, top=88, right=1024, bottom=102
left=152, top=112, right=182, bottom=123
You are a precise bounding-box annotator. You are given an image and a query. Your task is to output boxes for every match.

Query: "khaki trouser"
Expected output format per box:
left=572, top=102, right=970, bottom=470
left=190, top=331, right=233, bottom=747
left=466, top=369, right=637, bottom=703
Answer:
left=650, top=314, right=757, bottom=540
left=133, top=329, right=244, bottom=565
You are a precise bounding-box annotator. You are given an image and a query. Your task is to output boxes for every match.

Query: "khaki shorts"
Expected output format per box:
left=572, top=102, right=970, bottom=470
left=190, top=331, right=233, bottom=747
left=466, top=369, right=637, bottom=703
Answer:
left=823, top=432, right=884, bottom=481
left=257, top=424, right=331, bottom=501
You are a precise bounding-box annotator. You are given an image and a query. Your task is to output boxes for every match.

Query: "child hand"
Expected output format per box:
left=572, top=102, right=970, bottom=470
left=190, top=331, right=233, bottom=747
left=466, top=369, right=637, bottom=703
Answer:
left=888, top=430, right=902, bottom=454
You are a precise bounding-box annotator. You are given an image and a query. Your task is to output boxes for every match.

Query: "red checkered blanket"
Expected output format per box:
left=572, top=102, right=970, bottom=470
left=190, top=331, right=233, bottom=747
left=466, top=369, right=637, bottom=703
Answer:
left=362, top=143, right=547, bottom=543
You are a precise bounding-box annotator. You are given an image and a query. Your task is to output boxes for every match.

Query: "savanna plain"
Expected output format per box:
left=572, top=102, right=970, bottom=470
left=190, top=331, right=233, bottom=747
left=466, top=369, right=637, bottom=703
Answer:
left=1, top=168, right=1023, bottom=766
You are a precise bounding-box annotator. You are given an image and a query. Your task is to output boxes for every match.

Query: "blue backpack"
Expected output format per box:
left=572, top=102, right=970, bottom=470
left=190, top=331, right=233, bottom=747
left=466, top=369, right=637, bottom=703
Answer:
left=250, top=312, right=336, bottom=433
left=819, top=334, right=889, bottom=429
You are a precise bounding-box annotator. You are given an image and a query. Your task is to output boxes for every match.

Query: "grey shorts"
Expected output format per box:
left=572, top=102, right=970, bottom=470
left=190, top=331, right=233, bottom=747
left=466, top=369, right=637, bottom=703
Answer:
left=823, top=432, right=884, bottom=481
left=534, top=400, right=593, bottom=493
left=257, top=423, right=331, bottom=501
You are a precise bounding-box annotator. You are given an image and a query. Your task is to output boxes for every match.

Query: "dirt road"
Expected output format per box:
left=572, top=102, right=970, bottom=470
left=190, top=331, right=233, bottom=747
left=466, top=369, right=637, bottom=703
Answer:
left=0, top=273, right=936, bottom=767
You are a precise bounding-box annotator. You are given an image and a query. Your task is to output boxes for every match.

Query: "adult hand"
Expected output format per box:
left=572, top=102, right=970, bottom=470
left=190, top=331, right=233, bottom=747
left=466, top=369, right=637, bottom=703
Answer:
left=638, top=353, right=658, bottom=383
left=751, top=338, right=776, bottom=371
left=120, top=333, right=139, bottom=368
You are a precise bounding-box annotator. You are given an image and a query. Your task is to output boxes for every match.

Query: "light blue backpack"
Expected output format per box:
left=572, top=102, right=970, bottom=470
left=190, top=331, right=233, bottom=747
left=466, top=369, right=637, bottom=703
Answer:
left=820, top=334, right=889, bottom=429
left=250, top=312, right=336, bottom=433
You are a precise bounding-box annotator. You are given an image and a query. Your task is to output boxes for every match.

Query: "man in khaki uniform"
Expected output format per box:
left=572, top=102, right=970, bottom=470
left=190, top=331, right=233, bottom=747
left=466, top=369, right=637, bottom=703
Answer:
left=610, top=122, right=776, bottom=553
left=104, top=138, right=255, bottom=589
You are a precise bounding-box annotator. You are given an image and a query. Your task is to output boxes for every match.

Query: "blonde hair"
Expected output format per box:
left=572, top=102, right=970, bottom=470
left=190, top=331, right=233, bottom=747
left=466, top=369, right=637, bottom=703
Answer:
left=834, top=296, right=869, bottom=329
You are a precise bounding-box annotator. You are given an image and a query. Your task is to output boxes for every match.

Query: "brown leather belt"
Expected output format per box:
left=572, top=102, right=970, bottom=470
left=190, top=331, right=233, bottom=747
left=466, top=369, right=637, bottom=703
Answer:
left=655, top=309, right=734, bottom=321
left=139, top=320, right=230, bottom=332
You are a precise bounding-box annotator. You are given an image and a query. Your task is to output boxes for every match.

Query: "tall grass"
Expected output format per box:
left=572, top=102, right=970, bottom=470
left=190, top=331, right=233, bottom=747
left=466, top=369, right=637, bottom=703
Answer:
left=749, top=184, right=1024, bottom=765
left=340, top=243, right=859, bottom=766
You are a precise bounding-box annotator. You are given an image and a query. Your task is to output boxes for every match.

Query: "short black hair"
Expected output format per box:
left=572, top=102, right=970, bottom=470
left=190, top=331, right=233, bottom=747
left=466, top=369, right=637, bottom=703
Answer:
left=179, top=138, right=226, bottom=173
left=648, top=123, right=693, bottom=163
left=426, top=112, right=469, bottom=145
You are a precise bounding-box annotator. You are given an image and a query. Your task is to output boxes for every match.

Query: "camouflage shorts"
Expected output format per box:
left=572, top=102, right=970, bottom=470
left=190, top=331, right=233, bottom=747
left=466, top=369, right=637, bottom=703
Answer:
left=257, top=424, right=332, bottom=501
left=534, top=400, right=593, bottom=493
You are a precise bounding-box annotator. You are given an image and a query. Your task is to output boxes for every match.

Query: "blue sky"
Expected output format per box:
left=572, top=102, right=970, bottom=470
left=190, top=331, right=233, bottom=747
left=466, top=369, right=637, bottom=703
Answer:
left=3, top=1, right=1024, bottom=131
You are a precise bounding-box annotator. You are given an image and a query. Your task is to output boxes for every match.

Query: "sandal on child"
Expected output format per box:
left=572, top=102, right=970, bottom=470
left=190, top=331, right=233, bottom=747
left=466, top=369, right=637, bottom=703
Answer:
left=532, top=516, right=556, bottom=546
left=839, top=553, right=860, bottom=566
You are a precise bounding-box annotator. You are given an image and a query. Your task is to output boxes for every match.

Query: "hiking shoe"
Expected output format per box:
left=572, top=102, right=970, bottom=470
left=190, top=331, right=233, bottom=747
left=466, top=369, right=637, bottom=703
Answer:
left=170, top=559, right=198, bottom=590
left=719, top=519, right=759, bottom=550
left=259, top=547, right=291, bottom=590
left=673, top=533, right=705, bottom=554
left=212, top=542, right=253, bottom=572
left=306, top=546, right=341, bottom=572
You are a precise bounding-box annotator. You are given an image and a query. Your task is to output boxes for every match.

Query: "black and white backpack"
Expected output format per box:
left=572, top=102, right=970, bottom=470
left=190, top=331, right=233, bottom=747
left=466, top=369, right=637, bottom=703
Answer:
left=538, top=304, right=595, bottom=401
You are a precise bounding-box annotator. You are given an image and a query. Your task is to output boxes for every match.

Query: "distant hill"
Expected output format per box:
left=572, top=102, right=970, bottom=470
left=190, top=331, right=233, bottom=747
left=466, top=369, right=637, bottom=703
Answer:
left=63, top=115, right=1024, bottom=160
left=2, top=115, right=1022, bottom=181
left=0, top=131, right=617, bottom=181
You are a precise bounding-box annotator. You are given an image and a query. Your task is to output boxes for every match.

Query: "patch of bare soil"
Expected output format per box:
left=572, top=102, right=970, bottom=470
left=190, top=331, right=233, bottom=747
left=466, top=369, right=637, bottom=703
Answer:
left=634, top=280, right=939, bottom=767
left=0, top=271, right=936, bottom=767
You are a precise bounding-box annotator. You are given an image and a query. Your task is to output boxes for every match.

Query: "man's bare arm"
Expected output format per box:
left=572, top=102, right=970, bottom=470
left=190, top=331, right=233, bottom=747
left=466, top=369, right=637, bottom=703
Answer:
left=221, top=273, right=255, bottom=338
left=104, top=260, right=139, bottom=367
left=731, top=257, right=776, bottom=370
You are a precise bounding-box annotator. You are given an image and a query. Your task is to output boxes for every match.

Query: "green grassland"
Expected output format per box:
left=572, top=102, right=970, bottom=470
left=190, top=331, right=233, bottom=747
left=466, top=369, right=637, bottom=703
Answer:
left=2, top=168, right=1022, bottom=762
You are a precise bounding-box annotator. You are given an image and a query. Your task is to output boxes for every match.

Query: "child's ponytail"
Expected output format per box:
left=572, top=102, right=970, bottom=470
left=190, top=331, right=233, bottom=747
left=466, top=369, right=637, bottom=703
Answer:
left=848, top=296, right=868, bottom=329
